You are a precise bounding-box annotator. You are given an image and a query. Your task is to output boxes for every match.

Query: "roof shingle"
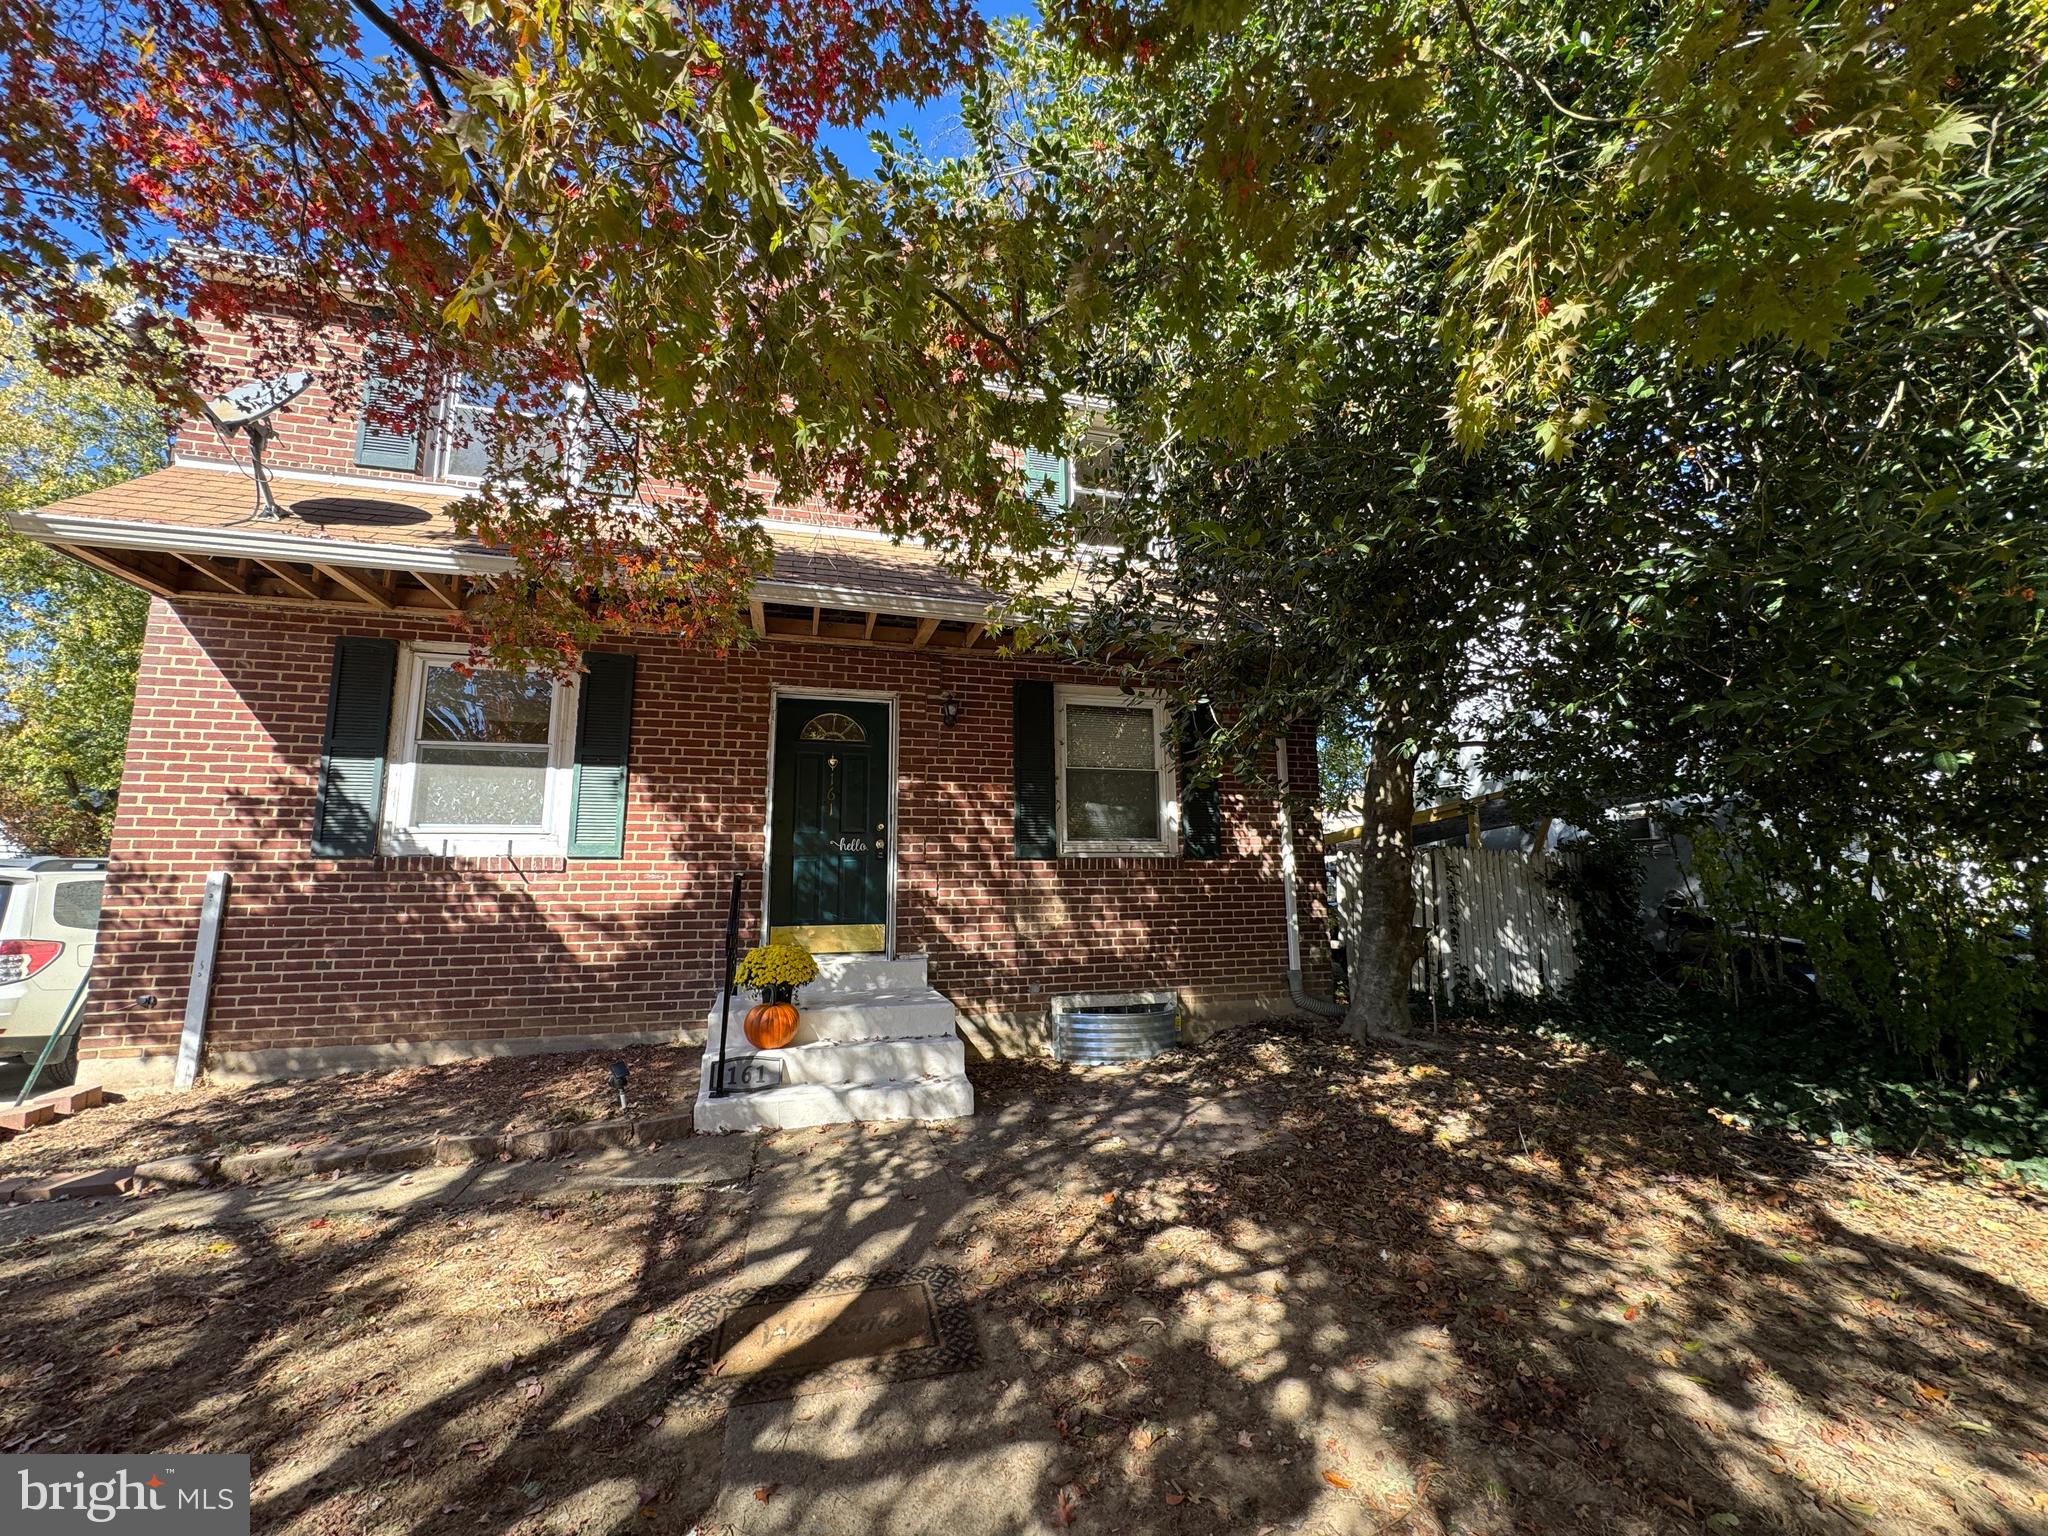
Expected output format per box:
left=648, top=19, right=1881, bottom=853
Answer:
left=11, top=465, right=1011, bottom=613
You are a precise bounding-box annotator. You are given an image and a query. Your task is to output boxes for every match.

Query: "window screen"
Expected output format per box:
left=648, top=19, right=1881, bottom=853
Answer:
left=1064, top=703, right=1161, bottom=843
left=411, top=665, right=554, bottom=829
left=440, top=379, right=558, bottom=481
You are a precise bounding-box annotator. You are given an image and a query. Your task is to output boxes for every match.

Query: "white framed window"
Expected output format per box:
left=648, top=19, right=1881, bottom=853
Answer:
left=1055, top=685, right=1180, bottom=856
left=381, top=643, right=580, bottom=856
left=432, top=377, right=557, bottom=484
left=431, top=377, right=636, bottom=495
left=1067, top=431, right=1128, bottom=518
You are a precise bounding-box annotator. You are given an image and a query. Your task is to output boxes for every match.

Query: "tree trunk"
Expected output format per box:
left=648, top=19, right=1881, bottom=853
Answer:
left=1344, top=723, right=1419, bottom=1043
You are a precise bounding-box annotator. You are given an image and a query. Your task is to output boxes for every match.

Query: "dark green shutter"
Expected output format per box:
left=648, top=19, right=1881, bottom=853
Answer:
left=1012, top=678, right=1057, bottom=860
left=568, top=652, right=636, bottom=858
left=581, top=387, right=638, bottom=498
left=1020, top=447, right=1069, bottom=512
left=312, top=637, right=397, bottom=858
left=1179, top=703, right=1222, bottom=860
left=353, top=368, right=424, bottom=472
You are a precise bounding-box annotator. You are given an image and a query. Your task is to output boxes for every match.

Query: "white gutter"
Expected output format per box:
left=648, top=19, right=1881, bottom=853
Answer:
left=7, top=507, right=1011, bottom=624
left=1277, top=737, right=1345, bottom=1020
left=4, top=507, right=517, bottom=576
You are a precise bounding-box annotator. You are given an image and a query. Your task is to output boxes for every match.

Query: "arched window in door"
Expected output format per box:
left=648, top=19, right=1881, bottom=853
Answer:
left=799, top=712, right=867, bottom=743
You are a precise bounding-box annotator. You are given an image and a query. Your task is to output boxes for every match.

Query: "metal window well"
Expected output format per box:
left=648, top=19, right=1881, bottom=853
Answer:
left=1050, top=991, right=1181, bottom=1065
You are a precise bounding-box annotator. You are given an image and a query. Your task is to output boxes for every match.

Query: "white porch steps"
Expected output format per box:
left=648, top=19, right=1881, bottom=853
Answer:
left=692, top=953, right=975, bottom=1133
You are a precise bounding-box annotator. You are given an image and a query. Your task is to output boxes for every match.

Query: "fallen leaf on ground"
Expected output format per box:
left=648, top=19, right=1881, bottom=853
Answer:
left=1052, top=1484, right=1082, bottom=1527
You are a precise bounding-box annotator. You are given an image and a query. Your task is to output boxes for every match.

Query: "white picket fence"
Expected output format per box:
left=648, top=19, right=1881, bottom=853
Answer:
left=1326, top=843, right=1580, bottom=1004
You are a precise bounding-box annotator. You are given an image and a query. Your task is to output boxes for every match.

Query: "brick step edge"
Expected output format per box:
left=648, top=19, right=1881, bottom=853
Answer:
left=118, top=1106, right=700, bottom=1195
left=0, top=1167, right=137, bottom=1205
left=0, top=1085, right=106, bottom=1136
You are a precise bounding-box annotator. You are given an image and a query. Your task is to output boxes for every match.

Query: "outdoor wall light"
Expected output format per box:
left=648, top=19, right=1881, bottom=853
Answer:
left=940, top=692, right=962, bottom=728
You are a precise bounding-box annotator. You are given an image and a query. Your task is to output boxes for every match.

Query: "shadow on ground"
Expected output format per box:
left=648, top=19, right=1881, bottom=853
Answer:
left=1, top=1018, right=2044, bottom=1535
left=0, top=1041, right=705, bottom=1179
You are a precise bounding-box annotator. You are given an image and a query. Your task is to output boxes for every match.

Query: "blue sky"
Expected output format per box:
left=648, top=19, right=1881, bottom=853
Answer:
left=817, top=3, right=1034, bottom=176
left=41, top=6, right=1035, bottom=263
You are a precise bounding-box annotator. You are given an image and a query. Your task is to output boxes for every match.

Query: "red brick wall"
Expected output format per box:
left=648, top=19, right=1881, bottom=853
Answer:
left=85, top=600, right=1330, bottom=1074
left=176, top=311, right=890, bottom=532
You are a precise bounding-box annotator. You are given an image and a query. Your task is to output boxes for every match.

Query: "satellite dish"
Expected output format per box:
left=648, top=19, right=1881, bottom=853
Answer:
left=201, top=370, right=310, bottom=431
left=200, top=371, right=310, bottom=520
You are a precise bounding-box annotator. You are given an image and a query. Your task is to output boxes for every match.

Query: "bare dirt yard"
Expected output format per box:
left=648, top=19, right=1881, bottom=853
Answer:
left=0, top=1041, right=703, bottom=1179
left=0, top=1018, right=2043, bottom=1536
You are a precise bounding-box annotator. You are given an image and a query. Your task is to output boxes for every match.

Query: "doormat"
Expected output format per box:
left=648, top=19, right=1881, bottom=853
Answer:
left=669, top=1264, right=978, bottom=1407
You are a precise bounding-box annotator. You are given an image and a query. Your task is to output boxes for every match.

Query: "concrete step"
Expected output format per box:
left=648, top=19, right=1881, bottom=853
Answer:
left=705, top=986, right=959, bottom=1045
left=810, top=952, right=929, bottom=995
left=693, top=1072, right=975, bottom=1134
left=698, top=1034, right=965, bottom=1093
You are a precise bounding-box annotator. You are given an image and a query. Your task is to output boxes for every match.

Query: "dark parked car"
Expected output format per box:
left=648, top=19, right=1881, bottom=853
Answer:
left=1655, top=896, right=1819, bottom=999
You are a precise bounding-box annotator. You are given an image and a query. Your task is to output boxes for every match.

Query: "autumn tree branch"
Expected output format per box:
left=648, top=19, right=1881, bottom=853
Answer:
left=1447, top=0, right=1646, bottom=129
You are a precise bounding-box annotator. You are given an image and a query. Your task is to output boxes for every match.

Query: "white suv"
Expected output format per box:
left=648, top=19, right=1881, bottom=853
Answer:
left=0, top=857, right=105, bottom=1080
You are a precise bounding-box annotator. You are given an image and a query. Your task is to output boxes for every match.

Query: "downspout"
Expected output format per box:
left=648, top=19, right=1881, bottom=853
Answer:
left=1277, top=737, right=1346, bottom=1020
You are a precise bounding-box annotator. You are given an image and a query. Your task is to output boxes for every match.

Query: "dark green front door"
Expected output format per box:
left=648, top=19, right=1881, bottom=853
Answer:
left=769, top=697, right=891, bottom=953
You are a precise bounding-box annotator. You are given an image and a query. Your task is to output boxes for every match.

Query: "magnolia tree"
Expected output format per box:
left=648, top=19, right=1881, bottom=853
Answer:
left=886, top=7, right=2047, bottom=1041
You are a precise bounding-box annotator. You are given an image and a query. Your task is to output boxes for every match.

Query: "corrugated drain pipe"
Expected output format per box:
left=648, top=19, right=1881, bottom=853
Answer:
left=1277, top=737, right=1346, bottom=1020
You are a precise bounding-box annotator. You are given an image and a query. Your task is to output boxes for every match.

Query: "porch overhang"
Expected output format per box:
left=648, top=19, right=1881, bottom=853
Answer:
left=7, top=465, right=1022, bottom=654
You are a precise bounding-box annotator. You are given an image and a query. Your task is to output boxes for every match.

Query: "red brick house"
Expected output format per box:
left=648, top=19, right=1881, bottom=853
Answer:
left=7, top=310, right=1331, bottom=1128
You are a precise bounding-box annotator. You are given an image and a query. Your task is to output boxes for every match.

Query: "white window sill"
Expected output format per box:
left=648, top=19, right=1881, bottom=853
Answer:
left=1057, top=842, right=1180, bottom=859
left=380, top=831, right=566, bottom=859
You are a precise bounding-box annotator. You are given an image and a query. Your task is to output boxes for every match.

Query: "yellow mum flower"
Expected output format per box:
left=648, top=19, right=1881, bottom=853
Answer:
left=734, top=942, right=819, bottom=992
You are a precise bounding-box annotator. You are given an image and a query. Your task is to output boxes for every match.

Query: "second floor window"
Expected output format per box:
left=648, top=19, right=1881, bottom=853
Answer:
left=1022, top=430, right=1133, bottom=548
left=352, top=356, right=636, bottom=496
left=437, top=378, right=551, bottom=482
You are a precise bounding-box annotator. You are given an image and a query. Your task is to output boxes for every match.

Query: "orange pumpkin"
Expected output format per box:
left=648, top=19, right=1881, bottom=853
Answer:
left=743, top=1000, right=800, bottom=1050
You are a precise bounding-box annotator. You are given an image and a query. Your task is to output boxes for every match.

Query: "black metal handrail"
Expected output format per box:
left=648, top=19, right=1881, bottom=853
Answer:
left=709, top=870, right=745, bottom=1099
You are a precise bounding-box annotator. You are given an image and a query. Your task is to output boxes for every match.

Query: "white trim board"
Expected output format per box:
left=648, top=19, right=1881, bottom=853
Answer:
left=172, top=453, right=464, bottom=498
left=10, top=507, right=1012, bottom=623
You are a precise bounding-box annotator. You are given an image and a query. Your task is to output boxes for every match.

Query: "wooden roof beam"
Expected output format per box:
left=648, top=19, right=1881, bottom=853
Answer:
left=313, top=563, right=395, bottom=609
left=166, top=550, right=248, bottom=594
left=251, top=559, right=328, bottom=604
left=413, top=571, right=465, bottom=612
left=56, top=544, right=181, bottom=600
